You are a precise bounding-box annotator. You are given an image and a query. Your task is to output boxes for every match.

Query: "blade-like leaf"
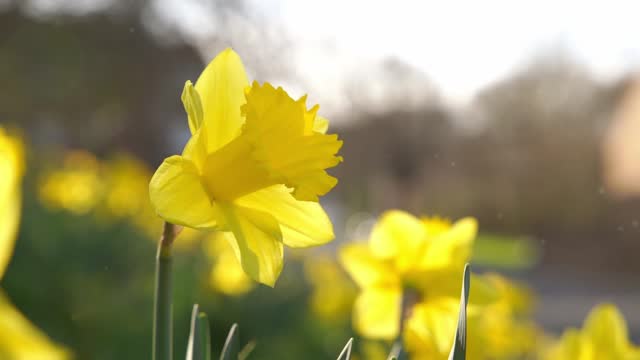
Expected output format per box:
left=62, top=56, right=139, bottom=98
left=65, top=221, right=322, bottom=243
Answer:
left=186, top=304, right=211, bottom=360
left=336, top=338, right=353, bottom=360
left=219, top=323, right=239, bottom=360
left=448, top=263, right=471, bottom=360
left=238, top=340, right=256, bottom=360
left=387, top=342, right=404, bottom=360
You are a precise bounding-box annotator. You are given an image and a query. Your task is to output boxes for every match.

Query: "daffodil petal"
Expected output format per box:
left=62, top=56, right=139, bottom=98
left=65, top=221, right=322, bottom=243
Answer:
left=181, top=126, right=208, bottom=171
left=0, top=130, right=22, bottom=280
left=235, top=185, right=334, bottom=248
left=195, top=48, right=249, bottom=152
left=556, top=329, right=589, bottom=359
left=181, top=80, right=204, bottom=134
left=420, top=217, right=477, bottom=270
left=149, top=155, right=218, bottom=229
left=0, top=292, right=70, bottom=359
left=405, top=299, right=459, bottom=355
left=0, top=186, right=19, bottom=279
left=339, top=243, right=400, bottom=288
left=369, top=210, right=427, bottom=270
left=313, top=115, right=329, bottom=134
left=583, top=304, right=630, bottom=354
left=353, top=287, right=402, bottom=340
left=415, top=271, right=498, bottom=309
left=216, top=203, right=283, bottom=287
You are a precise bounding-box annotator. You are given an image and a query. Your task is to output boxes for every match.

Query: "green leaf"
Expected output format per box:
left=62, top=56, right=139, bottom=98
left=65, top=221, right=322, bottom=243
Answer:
left=448, top=263, right=471, bottom=360
left=336, top=338, right=353, bottom=360
left=387, top=342, right=404, bottom=360
left=219, top=323, right=239, bottom=360
left=238, top=340, right=256, bottom=360
left=186, top=304, right=211, bottom=360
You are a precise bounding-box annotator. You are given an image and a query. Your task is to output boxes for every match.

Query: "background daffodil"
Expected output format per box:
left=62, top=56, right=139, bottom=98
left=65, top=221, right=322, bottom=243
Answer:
left=466, top=274, right=541, bottom=359
left=205, top=232, right=253, bottom=296
left=339, top=210, right=482, bottom=341
left=0, top=129, right=23, bottom=279
left=544, top=303, right=640, bottom=360
left=149, top=48, right=342, bottom=286
left=0, top=128, right=69, bottom=360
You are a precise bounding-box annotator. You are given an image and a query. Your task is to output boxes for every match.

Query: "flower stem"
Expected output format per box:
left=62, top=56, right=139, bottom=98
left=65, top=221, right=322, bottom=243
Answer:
left=389, top=289, right=419, bottom=360
left=153, top=222, right=177, bottom=360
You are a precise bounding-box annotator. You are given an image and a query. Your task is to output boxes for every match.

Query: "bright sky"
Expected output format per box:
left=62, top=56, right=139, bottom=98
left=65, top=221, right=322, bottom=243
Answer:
left=249, top=0, right=640, bottom=112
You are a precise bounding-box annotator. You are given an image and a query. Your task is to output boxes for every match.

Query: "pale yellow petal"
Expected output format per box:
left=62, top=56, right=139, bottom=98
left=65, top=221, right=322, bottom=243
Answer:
left=545, top=329, right=590, bottom=360
left=406, top=268, right=497, bottom=306
left=0, top=292, right=70, bottom=360
left=216, top=203, right=284, bottom=287
left=0, top=187, right=20, bottom=279
left=0, top=129, right=23, bottom=279
left=313, top=115, right=329, bottom=134
left=405, top=298, right=459, bottom=356
left=369, top=210, right=427, bottom=272
left=339, top=243, right=400, bottom=289
left=195, top=48, right=249, bottom=152
left=235, top=185, right=334, bottom=248
left=149, top=155, right=218, bottom=229
left=181, top=80, right=204, bottom=134
left=181, top=126, right=208, bottom=171
left=419, top=217, right=477, bottom=270
left=583, top=304, right=629, bottom=355
left=353, top=287, right=402, bottom=340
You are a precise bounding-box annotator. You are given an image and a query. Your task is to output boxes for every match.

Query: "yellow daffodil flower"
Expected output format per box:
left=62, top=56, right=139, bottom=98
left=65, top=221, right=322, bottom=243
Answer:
left=205, top=232, right=253, bottom=295
left=0, top=129, right=23, bottom=279
left=149, top=48, right=342, bottom=286
left=0, top=128, right=69, bottom=359
left=339, top=210, right=479, bottom=341
left=467, top=274, right=541, bottom=359
left=38, top=151, right=102, bottom=215
left=101, top=154, right=154, bottom=219
left=544, top=303, right=640, bottom=360
left=100, top=154, right=163, bottom=239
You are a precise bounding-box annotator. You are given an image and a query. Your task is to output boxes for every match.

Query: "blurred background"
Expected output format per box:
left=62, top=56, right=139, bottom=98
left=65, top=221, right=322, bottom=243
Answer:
left=2, top=0, right=640, bottom=358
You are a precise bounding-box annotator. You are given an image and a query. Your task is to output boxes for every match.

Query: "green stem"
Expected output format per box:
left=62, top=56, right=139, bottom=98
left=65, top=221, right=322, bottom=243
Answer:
left=153, top=222, right=177, bottom=360
left=389, top=289, right=419, bottom=360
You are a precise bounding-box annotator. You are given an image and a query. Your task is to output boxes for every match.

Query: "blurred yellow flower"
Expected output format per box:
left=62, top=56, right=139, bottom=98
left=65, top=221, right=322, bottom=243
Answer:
left=100, top=154, right=169, bottom=243
left=0, top=128, right=69, bottom=359
left=37, top=150, right=199, bottom=247
left=0, top=128, right=23, bottom=279
left=544, top=303, right=640, bottom=360
left=304, top=255, right=356, bottom=321
left=101, top=154, right=153, bottom=219
left=339, top=210, right=479, bottom=341
left=467, top=274, right=541, bottom=359
left=38, top=151, right=102, bottom=215
left=149, top=48, right=342, bottom=286
left=205, top=232, right=253, bottom=296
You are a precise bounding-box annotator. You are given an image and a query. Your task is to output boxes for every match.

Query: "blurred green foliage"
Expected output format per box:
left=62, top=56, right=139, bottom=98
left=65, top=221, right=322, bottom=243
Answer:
left=3, top=160, right=361, bottom=359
